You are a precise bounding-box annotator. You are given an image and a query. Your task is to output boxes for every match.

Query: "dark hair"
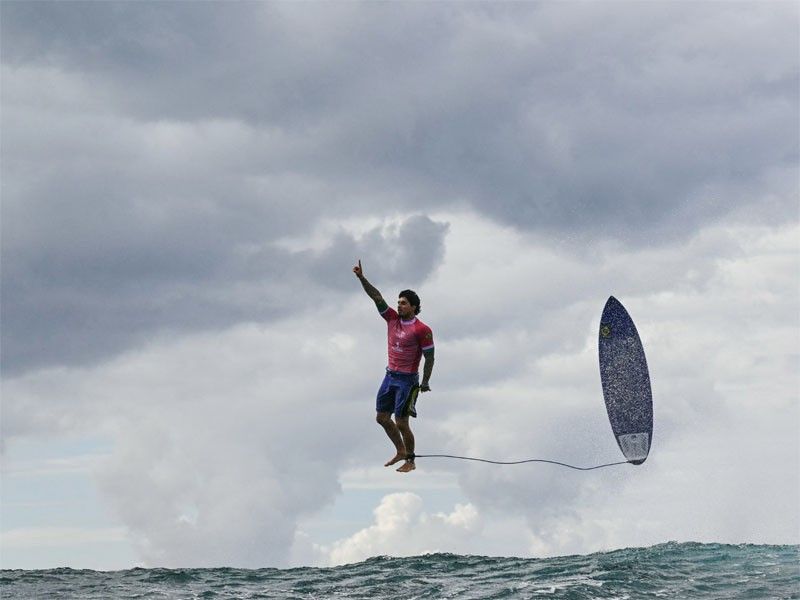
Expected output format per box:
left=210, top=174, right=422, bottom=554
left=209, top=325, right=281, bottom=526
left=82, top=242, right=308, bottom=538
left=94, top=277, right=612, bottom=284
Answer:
left=399, top=289, right=421, bottom=315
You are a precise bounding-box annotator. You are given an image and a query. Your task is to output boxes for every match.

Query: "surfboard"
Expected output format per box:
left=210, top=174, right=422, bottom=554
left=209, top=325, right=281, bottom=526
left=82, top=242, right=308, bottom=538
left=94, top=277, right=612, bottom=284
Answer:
left=598, top=296, right=653, bottom=465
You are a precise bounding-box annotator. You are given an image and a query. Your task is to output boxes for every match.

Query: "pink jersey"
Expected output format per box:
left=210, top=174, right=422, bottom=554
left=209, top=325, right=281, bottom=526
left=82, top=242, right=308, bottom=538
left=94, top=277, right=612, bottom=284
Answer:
left=379, top=306, right=434, bottom=374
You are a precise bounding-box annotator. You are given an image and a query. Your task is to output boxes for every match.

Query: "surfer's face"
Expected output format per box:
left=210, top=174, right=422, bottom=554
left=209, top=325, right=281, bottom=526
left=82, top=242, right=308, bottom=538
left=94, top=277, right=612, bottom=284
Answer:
left=397, top=297, right=416, bottom=319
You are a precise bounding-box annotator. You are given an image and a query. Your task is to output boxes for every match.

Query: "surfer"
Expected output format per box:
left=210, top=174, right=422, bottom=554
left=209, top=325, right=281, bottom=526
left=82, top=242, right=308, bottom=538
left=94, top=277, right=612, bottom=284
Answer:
left=353, top=259, right=435, bottom=473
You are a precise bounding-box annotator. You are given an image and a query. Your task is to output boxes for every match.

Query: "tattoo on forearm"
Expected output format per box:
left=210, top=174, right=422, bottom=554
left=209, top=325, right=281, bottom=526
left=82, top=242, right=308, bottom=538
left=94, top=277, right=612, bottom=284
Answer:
left=422, top=354, right=434, bottom=383
left=359, top=276, right=383, bottom=302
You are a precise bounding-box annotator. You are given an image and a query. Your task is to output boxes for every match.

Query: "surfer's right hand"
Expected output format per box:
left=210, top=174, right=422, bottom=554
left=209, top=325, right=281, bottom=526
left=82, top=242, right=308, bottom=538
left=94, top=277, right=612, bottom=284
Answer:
left=353, top=259, right=364, bottom=278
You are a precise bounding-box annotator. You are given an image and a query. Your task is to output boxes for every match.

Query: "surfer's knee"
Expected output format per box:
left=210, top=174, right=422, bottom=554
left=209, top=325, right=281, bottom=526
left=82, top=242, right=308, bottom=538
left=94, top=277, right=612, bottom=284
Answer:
left=376, top=412, right=392, bottom=427
left=395, top=417, right=411, bottom=433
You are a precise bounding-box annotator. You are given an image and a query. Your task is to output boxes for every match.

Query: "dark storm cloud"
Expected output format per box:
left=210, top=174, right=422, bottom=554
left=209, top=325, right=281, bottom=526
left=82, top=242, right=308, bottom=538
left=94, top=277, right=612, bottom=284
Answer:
left=307, top=215, right=449, bottom=291
left=1, top=210, right=448, bottom=374
left=4, top=1, right=795, bottom=232
left=2, top=1, right=796, bottom=373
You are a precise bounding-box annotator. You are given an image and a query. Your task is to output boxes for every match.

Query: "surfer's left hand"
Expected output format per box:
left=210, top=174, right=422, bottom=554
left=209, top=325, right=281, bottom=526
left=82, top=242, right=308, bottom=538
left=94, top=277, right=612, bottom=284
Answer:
left=420, top=384, right=431, bottom=392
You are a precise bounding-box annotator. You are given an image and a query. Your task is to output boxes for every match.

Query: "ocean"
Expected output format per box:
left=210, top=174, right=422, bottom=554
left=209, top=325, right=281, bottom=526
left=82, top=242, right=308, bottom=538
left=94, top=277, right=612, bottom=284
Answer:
left=1, top=542, right=798, bottom=599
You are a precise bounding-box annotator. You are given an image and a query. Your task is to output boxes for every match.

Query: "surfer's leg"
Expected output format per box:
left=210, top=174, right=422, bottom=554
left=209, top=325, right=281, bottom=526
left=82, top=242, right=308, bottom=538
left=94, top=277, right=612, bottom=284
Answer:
left=395, top=416, right=415, bottom=458
left=377, top=412, right=406, bottom=466
left=376, top=375, right=406, bottom=465
left=395, top=417, right=415, bottom=472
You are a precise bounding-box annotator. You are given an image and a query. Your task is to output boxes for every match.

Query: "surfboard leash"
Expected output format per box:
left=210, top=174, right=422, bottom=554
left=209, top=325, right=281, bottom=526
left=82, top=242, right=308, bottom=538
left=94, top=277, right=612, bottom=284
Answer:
left=409, top=453, right=632, bottom=471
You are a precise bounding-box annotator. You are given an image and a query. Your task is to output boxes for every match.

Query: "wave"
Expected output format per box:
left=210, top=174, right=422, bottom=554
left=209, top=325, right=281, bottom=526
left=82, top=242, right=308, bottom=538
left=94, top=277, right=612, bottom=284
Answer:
left=2, top=542, right=798, bottom=599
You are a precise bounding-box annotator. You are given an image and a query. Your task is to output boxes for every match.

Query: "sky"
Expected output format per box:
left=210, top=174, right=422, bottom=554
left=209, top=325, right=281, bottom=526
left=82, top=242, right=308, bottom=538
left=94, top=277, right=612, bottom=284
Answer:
left=1, top=1, right=798, bottom=570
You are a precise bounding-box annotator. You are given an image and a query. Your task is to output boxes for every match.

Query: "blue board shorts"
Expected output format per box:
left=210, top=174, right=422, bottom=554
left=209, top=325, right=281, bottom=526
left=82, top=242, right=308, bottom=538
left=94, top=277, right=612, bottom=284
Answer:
left=376, top=369, right=420, bottom=418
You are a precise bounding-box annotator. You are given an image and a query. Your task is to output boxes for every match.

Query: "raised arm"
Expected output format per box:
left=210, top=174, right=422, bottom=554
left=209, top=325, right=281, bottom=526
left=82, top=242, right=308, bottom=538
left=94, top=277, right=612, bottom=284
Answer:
left=353, top=260, right=387, bottom=308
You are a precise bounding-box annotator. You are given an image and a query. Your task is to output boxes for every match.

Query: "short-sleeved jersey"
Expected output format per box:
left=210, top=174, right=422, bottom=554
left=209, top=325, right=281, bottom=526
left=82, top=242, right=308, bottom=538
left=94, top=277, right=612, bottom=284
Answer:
left=379, top=306, right=434, bottom=374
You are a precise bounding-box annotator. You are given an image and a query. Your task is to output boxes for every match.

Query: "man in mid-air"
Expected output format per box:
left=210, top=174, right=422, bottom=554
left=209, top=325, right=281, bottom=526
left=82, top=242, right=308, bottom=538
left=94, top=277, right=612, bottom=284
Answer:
left=353, top=260, right=435, bottom=473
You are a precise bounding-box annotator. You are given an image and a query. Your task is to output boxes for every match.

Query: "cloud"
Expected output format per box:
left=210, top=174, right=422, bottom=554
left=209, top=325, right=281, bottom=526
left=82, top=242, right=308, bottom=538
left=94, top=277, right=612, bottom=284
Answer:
left=1, top=1, right=797, bottom=570
left=1, top=208, right=448, bottom=374
left=2, top=210, right=797, bottom=568
left=3, top=313, right=378, bottom=567
left=415, top=216, right=799, bottom=556
left=324, top=493, right=483, bottom=566
left=2, top=2, right=796, bottom=377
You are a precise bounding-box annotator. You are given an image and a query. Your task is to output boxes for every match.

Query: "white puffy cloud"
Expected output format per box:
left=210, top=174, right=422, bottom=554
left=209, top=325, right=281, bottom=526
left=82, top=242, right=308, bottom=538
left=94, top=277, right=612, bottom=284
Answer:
left=413, top=215, right=799, bottom=557
left=325, top=493, right=483, bottom=565
left=2, top=210, right=797, bottom=568
left=3, top=312, right=376, bottom=567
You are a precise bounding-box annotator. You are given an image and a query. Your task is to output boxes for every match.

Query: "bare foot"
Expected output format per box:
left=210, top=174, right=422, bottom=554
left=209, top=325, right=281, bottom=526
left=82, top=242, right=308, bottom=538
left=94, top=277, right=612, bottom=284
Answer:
left=396, top=461, right=416, bottom=473
left=384, top=453, right=406, bottom=467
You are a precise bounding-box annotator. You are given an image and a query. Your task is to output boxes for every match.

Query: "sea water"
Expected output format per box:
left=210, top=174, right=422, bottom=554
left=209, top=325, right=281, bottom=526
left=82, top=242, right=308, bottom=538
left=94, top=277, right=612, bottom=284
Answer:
left=2, top=542, right=798, bottom=599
